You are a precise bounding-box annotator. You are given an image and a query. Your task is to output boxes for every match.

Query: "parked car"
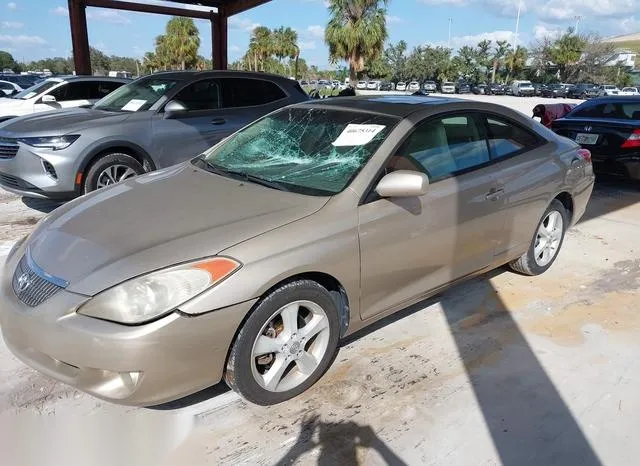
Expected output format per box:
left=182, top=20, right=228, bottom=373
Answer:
left=422, top=81, right=437, bottom=93
left=488, top=83, right=505, bottom=95
left=552, top=96, right=640, bottom=180
left=299, top=80, right=309, bottom=86
left=380, top=81, right=394, bottom=91
left=441, top=81, right=455, bottom=94
left=0, top=73, right=42, bottom=89
left=472, top=84, right=489, bottom=95
left=0, top=71, right=308, bottom=199
left=396, top=81, right=407, bottom=91
left=621, top=87, right=639, bottom=96
left=0, top=95, right=594, bottom=407
left=332, top=80, right=341, bottom=89
left=598, top=84, right=621, bottom=96
left=541, top=83, right=568, bottom=98
left=0, top=80, right=22, bottom=96
left=455, top=81, right=471, bottom=94
left=532, top=83, right=544, bottom=96
left=0, top=76, right=129, bottom=122
left=408, top=81, right=421, bottom=92
left=567, top=83, right=600, bottom=99
left=511, top=80, right=535, bottom=96
left=356, top=80, right=368, bottom=90
left=367, top=80, right=381, bottom=90
left=317, top=80, right=332, bottom=90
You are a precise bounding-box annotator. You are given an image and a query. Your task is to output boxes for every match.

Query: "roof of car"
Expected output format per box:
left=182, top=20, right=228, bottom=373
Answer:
left=42, top=75, right=131, bottom=83
left=301, top=95, right=462, bottom=117
left=580, top=96, right=640, bottom=104
left=143, top=70, right=297, bottom=85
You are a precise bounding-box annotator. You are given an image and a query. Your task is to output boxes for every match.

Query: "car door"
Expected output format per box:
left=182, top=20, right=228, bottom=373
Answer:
left=482, top=113, right=553, bottom=256
left=358, top=113, right=506, bottom=320
left=46, top=81, right=94, bottom=109
left=151, top=78, right=224, bottom=167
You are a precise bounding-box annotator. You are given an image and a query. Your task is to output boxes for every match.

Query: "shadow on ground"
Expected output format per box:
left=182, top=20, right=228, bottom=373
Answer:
left=21, top=197, right=64, bottom=214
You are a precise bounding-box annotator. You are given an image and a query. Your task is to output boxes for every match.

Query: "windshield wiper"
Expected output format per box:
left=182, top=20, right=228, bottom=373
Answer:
left=199, top=159, right=290, bottom=192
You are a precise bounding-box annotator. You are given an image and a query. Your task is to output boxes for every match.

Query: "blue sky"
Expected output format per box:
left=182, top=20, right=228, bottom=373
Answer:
left=1, top=0, right=638, bottom=67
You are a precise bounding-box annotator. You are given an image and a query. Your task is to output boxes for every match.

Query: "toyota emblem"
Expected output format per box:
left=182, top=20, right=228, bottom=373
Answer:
left=17, top=273, right=32, bottom=292
left=584, top=125, right=592, bottom=132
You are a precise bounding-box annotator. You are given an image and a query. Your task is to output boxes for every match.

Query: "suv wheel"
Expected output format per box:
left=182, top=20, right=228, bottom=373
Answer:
left=83, top=153, right=145, bottom=194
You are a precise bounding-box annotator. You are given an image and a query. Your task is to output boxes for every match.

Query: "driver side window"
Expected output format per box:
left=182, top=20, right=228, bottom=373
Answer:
left=386, top=114, right=490, bottom=182
left=172, top=79, right=220, bottom=111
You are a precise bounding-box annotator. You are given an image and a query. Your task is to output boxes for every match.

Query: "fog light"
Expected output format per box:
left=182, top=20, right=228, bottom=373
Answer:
left=42, top=160, right=57, bottom=179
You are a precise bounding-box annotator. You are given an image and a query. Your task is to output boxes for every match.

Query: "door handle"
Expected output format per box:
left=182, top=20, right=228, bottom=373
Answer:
left=211, top=118, right=226, bottom=125
left=485, top=188, right=504, bottom=201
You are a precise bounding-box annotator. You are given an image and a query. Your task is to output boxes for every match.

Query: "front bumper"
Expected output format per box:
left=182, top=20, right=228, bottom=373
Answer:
left=0, top=142, right=78, bottom=199
left=0, top=251, right=257, bottom=406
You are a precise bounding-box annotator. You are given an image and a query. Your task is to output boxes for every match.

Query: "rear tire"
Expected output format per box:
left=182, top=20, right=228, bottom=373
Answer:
left=509, top=200, right=568, bottom=276
left=225, top=280, right=340, bottom=405
left=83, top=153, right=145, bottom=194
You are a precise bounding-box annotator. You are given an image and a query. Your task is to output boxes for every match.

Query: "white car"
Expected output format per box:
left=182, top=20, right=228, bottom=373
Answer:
left=317, top=79, right=332, bottom=89
left=422, top=81, right=437, bottom=93
left=396, top=81, right=407, bottom=91
left=0, top=80, right=22, bottom=97
left=441, top=82, right=455, bottom=94
left=408, top=81, right=420, bottom=92
left=0, top=76, right=128, bottom=122
left=620, top=87, right=639, bottom=96
left=511, top=80, right=535, bottom=96
left=367, top=80, right=380, bottom=90
left=356, top=80, right=368, bottom=90
left=598, top=84, right=621, bottom=96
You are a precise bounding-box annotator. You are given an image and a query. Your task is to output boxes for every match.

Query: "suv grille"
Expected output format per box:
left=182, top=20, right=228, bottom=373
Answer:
left=12, top=254, right=68, bottom=307
left=0, top=138, right=18, bottom=159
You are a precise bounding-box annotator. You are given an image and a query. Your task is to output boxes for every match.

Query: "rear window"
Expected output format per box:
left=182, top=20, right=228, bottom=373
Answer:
left=221, top=78, right=286, bottom=108
left=571, top=102, right=640, bottom=120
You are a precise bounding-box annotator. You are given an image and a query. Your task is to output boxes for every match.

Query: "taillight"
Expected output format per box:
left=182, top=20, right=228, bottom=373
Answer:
left=621, top=129, right=640, bottom=149
left=577, top=148, right=592, bottom=162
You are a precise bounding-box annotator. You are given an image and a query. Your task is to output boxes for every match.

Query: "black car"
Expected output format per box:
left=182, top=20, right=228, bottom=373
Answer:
left=472, top=84, right=489, bottom=95
left=532, top=83, right=544, bottom=96
left=541, top=84, right=567, bottom=98
left=551, top=97, right=640, bottom=180
left=567, top=83, right=600, bottom=99
left=379, top=81, right=395, bottom=91
left=455, top=81, right=471, bottom=94
left=488, top=83, right=505, bottom=95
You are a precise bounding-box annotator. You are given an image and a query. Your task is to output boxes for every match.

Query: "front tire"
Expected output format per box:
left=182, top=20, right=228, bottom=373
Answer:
left=509, top=200, right=568, bottom=276
left=225, top=280, right=340, bottom=405
left=83, top=153, right=145, bottom=194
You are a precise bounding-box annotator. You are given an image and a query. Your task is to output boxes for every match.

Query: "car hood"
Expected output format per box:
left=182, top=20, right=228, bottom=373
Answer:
left=26, top=163, right=329, bottom=295
left=0, top=108, right=132, bottom=136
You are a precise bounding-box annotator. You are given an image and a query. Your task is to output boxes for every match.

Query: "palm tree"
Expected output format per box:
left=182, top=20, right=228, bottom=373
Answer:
left=491, top=40, right=510, bottom=83
left=505, top=45, right=527, bottom=82
left=164, top=17, right=200, bottom=70
left=142, top=52, right=158, bottom=73
left=273, top=26, right=300, bottom=78
left=325, top=0, right=388, bottom=85
left=248, top=26, right=273, bottom=71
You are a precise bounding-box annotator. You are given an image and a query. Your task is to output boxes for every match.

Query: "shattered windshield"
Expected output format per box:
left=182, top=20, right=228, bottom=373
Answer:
left=198, top=107, right=398, bottom=196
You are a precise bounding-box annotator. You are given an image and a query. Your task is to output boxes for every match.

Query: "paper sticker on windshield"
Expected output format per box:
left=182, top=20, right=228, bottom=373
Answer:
left=332, top=124, right=386, bottom=147
left=122, top=99, right=147, bottom=112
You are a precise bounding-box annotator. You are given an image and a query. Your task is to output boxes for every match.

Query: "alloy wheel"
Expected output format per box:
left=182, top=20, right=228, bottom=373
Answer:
left=534, top=210, right=564, bottom=267
left=96, top=164, right=139, bottom=188
left=250, top=300, right=331, bottom=393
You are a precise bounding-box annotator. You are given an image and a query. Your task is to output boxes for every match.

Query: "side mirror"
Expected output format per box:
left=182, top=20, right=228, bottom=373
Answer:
left=41, top=94, right=56, bottom=103
left=375, top=170, right=429, bottom=198
left=164, top=100, right=187, bottom=118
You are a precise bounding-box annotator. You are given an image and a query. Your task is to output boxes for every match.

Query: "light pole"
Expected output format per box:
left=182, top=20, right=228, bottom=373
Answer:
left=512, top=0, right=523, bottom=52
left=448, top=18, right=452, bottom=49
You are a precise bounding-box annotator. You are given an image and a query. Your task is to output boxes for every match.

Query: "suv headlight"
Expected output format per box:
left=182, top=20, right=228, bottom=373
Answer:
left=77, top=257, right=241, bottom=324
left=18, top=135, right=80, bottom=151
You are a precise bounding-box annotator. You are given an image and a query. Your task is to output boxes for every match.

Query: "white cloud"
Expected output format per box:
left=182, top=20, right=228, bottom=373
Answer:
left=386, top=15, right=403, bottom=24
left=618, top=16, right=640, bottom=34
left=6, top=2, right=16, bottom=9
left=1, top=21, right=22, bottom=29
left=230, top=44, right=241, bottom=52
left=450, top=30, right=515, bottom=49
left=228, top=16, right=259, bottom=32
left=307, top=25, right=325, bottom=39
left=536, top=0, right=636, bottom=22
left=51, top=5, right=67, bottom=16
left=299, top=40, right=316, bottom=51
left=0, top=34, right=46, bottom=47
left=419, top=0, right=467, bottom=5
left=50, top=5, right=131, bottom=24
left=533, top=24, right=563, bottom=41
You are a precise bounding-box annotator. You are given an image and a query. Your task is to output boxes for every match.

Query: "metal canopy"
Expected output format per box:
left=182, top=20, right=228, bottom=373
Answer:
left=67, top=0, right=273, bottom=75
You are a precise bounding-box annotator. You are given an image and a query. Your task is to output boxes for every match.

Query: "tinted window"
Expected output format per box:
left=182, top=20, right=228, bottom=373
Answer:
left=388, top=114, right=490, bottom=182
left=94, top=81, right=124, bottom=99
left=49, top=81, right=96, bottom=101
left=486, top=116, right=539, bottom=159
left=221, top=78, right=286, bottom=108
left=571, top=102, right=640, bottom=120
left=172, top=79, right=220, bottom=111
left=0, top=82, right=13, bottom=90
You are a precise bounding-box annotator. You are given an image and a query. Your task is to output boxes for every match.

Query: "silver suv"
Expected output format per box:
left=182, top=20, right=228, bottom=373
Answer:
left=0, top=71, right=308, bottom=199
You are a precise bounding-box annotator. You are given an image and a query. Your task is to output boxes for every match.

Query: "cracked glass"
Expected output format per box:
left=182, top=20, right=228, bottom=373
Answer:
left=199, top=107, right=398, bottom=196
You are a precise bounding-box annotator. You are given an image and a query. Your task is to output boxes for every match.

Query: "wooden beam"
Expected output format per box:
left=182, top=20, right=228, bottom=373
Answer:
left=84, top=0, right=214, bottom=19
left=68, top=0, right=91, bottom=75
left=162, top=0, right=221, bottom=8
left=211, top=8, right=227, bottom=70
left=225, top=0, right=272, bottom=16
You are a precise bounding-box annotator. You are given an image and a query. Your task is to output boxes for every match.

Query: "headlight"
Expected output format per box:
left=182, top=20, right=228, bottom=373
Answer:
left=18, top=135, right=80, bottom=151
left=77, top=257, right=241, bottom=324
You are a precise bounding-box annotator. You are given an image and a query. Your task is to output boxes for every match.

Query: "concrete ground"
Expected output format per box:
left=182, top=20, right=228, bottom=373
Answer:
left=1, top=94, right=639, bottom=466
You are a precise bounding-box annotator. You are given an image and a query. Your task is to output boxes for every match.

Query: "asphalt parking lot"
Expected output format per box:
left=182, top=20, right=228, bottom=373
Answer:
left=1, top=94, right=640, bottom=465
